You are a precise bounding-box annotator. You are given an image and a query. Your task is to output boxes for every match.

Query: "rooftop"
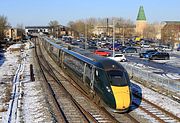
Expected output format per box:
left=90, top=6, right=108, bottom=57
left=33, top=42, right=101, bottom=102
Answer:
left=137, top=6, right=146, bottom=21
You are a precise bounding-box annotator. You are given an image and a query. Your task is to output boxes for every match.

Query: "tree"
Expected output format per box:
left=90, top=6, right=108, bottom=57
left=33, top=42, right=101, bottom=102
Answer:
left=143, top=23, right=159, bottom=39
left=16, top=24, right=25, bottom=40
left=0, top=15, right=10, bottom=40
left=48, top=20, right=60, bottom=37
left=67, top=17, right=135, bottom=38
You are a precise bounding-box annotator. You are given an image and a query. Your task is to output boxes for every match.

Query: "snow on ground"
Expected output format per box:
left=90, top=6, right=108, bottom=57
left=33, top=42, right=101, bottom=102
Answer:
left=22, top=43, right=53, bottom=123
left=131, top=80, right=180, bottom=117
left=0, top=46, right=20, bottom=122
left=123, top=61, right=180, bottom=80
left=0, top=42, right=53, bottom=122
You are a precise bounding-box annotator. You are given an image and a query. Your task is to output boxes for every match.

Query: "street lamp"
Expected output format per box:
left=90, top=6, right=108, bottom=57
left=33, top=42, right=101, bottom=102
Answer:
left=122, top=25, right=125, bottom=46
left=113, top=20, right=115, bottom=57
left=85, top=23, right=88, bottom=50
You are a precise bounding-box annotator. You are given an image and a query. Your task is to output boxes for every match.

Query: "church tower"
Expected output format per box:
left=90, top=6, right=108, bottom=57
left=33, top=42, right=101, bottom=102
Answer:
left=136, top=6, right=147, bottom=37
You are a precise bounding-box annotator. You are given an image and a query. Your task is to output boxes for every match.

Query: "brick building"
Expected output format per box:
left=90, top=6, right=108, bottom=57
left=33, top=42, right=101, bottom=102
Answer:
left=161, top=21, right=180, bottom=48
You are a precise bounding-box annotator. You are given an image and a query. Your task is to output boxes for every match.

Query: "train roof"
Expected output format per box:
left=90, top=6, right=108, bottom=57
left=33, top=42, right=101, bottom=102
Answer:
left=43, top=37, right=126, bottom=71
left=71, top=47, right=126, bottom=71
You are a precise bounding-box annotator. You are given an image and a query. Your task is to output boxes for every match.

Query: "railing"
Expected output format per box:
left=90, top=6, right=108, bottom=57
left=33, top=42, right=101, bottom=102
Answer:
left=121, top=62, right=180, bottom=99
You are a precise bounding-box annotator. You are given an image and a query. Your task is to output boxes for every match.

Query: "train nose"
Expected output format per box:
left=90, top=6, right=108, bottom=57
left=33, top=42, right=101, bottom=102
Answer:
left=111, top=86, right=130, bottom=110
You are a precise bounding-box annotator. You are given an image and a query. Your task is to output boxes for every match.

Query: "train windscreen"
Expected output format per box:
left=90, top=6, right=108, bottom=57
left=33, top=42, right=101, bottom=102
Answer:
left=107, top=70, right=129, bottom=86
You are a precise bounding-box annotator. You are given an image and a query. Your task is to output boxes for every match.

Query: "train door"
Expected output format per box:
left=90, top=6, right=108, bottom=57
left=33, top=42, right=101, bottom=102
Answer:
left=94, top=68, right=104, bottom=96
left=83, top=63, right=87, bottom=83
left=90, top=66, right=95, bottom=90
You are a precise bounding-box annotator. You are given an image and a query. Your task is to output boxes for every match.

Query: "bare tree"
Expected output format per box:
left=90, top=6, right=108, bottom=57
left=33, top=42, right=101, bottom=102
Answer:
left=0, top=15, right=10, bottom=40
left=48, top=20, right=59, bottom=37
left=143, top=23, right=158, bottom=39
left=67, top=17, right=135, bottom=38
left=16, top=24, right=25, bottom=40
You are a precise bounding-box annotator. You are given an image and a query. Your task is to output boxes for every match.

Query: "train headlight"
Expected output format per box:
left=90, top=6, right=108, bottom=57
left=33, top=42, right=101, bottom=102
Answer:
left=106, top=86, right=112, bottom=93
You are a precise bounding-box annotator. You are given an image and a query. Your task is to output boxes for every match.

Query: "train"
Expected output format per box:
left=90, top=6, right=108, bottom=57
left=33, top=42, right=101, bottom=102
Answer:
left=40, top=37, right=132, bottom=112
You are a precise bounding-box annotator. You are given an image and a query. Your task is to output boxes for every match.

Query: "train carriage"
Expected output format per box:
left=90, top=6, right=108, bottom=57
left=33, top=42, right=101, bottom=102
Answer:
left=42, top=37, right=132, bottom=112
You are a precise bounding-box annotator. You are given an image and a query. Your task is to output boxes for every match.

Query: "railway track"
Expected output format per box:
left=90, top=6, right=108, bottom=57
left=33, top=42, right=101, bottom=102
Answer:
left=132, top=90, right=180, bottom=123
left=37, top=37, right=140, bottom=123
left=35, top=38, right=122, bottom=123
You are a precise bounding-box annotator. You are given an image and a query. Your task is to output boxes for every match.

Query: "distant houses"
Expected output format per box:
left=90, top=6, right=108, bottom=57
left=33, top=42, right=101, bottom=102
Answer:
left=4, top=28, right=24, bottom=41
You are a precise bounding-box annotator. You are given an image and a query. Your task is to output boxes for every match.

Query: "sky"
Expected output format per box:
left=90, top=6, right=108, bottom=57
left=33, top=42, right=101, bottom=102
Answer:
left=0, top=0, right=180, bottom=27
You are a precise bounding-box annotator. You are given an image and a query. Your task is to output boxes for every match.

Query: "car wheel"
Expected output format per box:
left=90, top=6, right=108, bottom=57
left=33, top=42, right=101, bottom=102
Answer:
left=121, top=59, right=125, bottom=62
left=165, top=57, right=169, bottom=60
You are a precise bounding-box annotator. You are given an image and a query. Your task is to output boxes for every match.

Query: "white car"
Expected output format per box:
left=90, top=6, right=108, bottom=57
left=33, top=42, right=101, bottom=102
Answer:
left=141, top=43, right=150, bottom=48
left=108, top=54, right=126, bottom=62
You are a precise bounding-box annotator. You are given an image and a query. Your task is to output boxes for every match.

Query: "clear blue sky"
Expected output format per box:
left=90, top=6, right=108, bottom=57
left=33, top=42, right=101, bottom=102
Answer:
left=0, top=0, right=180, bottom=27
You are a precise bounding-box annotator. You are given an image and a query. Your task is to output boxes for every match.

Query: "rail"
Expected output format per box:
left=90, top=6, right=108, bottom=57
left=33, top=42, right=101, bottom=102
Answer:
left=132, top=91, right=180, bottom=123
left=6, top=52, right=25, bottom=123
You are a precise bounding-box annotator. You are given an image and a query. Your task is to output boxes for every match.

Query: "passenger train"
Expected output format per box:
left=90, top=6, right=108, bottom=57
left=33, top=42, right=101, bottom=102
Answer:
left=40, top=37, right=132, bottom=112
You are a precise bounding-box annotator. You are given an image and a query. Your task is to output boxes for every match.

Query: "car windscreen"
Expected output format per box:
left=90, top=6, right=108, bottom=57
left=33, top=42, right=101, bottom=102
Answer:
left=115, top=55, right=123, bottom=57
left=107, top=70, right=129, bottom=86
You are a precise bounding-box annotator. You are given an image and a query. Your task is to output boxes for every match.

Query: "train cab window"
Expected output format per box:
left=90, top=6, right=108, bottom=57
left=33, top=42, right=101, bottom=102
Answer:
left=95, top=69, right=108, bottom=83
left=107, top=70, right=128, bottom=86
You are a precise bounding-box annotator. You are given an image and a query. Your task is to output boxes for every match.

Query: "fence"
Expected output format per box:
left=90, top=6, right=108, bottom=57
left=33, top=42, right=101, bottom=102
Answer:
left=121, top=62, right=180, bottom=99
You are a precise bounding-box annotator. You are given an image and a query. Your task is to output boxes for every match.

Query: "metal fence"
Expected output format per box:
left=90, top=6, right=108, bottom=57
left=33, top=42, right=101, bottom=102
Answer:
left=121, top=62, right=180, bottom=97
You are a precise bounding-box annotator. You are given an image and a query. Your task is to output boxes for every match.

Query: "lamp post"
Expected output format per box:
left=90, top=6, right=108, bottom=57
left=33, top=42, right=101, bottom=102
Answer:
left=113, top=20, right=115, bottom=57
left=122, top=25, right=125, bottom=46
left=84, top=23, right=88, bottom=50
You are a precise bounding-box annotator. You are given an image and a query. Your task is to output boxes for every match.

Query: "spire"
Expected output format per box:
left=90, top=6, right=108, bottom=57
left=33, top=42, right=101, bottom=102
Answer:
left=137, top=6, right=146, bottom=21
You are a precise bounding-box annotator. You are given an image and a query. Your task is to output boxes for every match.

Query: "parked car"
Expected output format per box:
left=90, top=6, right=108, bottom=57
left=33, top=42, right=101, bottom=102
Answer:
left=108, top=54, right=126, bottom=62
left=109, top=43, right=122, bottom=51
left=94, top=50, right=111, bottom=56
left=86, top=46, right=98, bottom=52
left=177, top=46, right=180, bottom=51
left=122, top=47, right=137, bottom=53
left=140, top=43, right=150, bottom=48
left=139, top=49, right=158, bottom=58
left=155, top=45, right=172, bottom=51
left=148, top=52, right=170, bottom=60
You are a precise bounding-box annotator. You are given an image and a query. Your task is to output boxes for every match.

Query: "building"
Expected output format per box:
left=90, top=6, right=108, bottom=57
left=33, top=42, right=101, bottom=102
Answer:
left=25, top=26, right=50, bottom=34
left=161, top=21, right=180, bottom=48
left=92, top=25, right=113, bottom=37
left=4, top=28, right=23, bottom=41
left=136, top=6, right=147, bottom=37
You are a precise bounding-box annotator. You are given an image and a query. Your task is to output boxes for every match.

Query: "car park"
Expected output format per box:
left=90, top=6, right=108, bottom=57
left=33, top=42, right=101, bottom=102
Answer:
left=148, top=52, right=170, bottom=60
left=108, top=54, right=126, bottom=62
left=94, top=50, right=111, bottom=56
left=139, top=49, right=158, bottom=58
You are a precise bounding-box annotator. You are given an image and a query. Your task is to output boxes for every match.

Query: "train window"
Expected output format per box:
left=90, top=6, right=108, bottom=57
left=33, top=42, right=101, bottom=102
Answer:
left=95, top=70, right=99, bottom=76
left=64, top=53, right=84, bottom=77
left=95, top=69, right=108, bottom=83
left=107, top=70, right=128, bottom=86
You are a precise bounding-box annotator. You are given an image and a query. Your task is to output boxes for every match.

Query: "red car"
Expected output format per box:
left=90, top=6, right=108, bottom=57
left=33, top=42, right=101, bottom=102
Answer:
left=94, top=50, right=111, bottom=56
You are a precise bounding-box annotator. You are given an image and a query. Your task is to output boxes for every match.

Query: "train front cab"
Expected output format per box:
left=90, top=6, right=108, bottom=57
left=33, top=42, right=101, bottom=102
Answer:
left=108, top=70, right=131, bottom=112
left=94, top=67, right=131, bottom=112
